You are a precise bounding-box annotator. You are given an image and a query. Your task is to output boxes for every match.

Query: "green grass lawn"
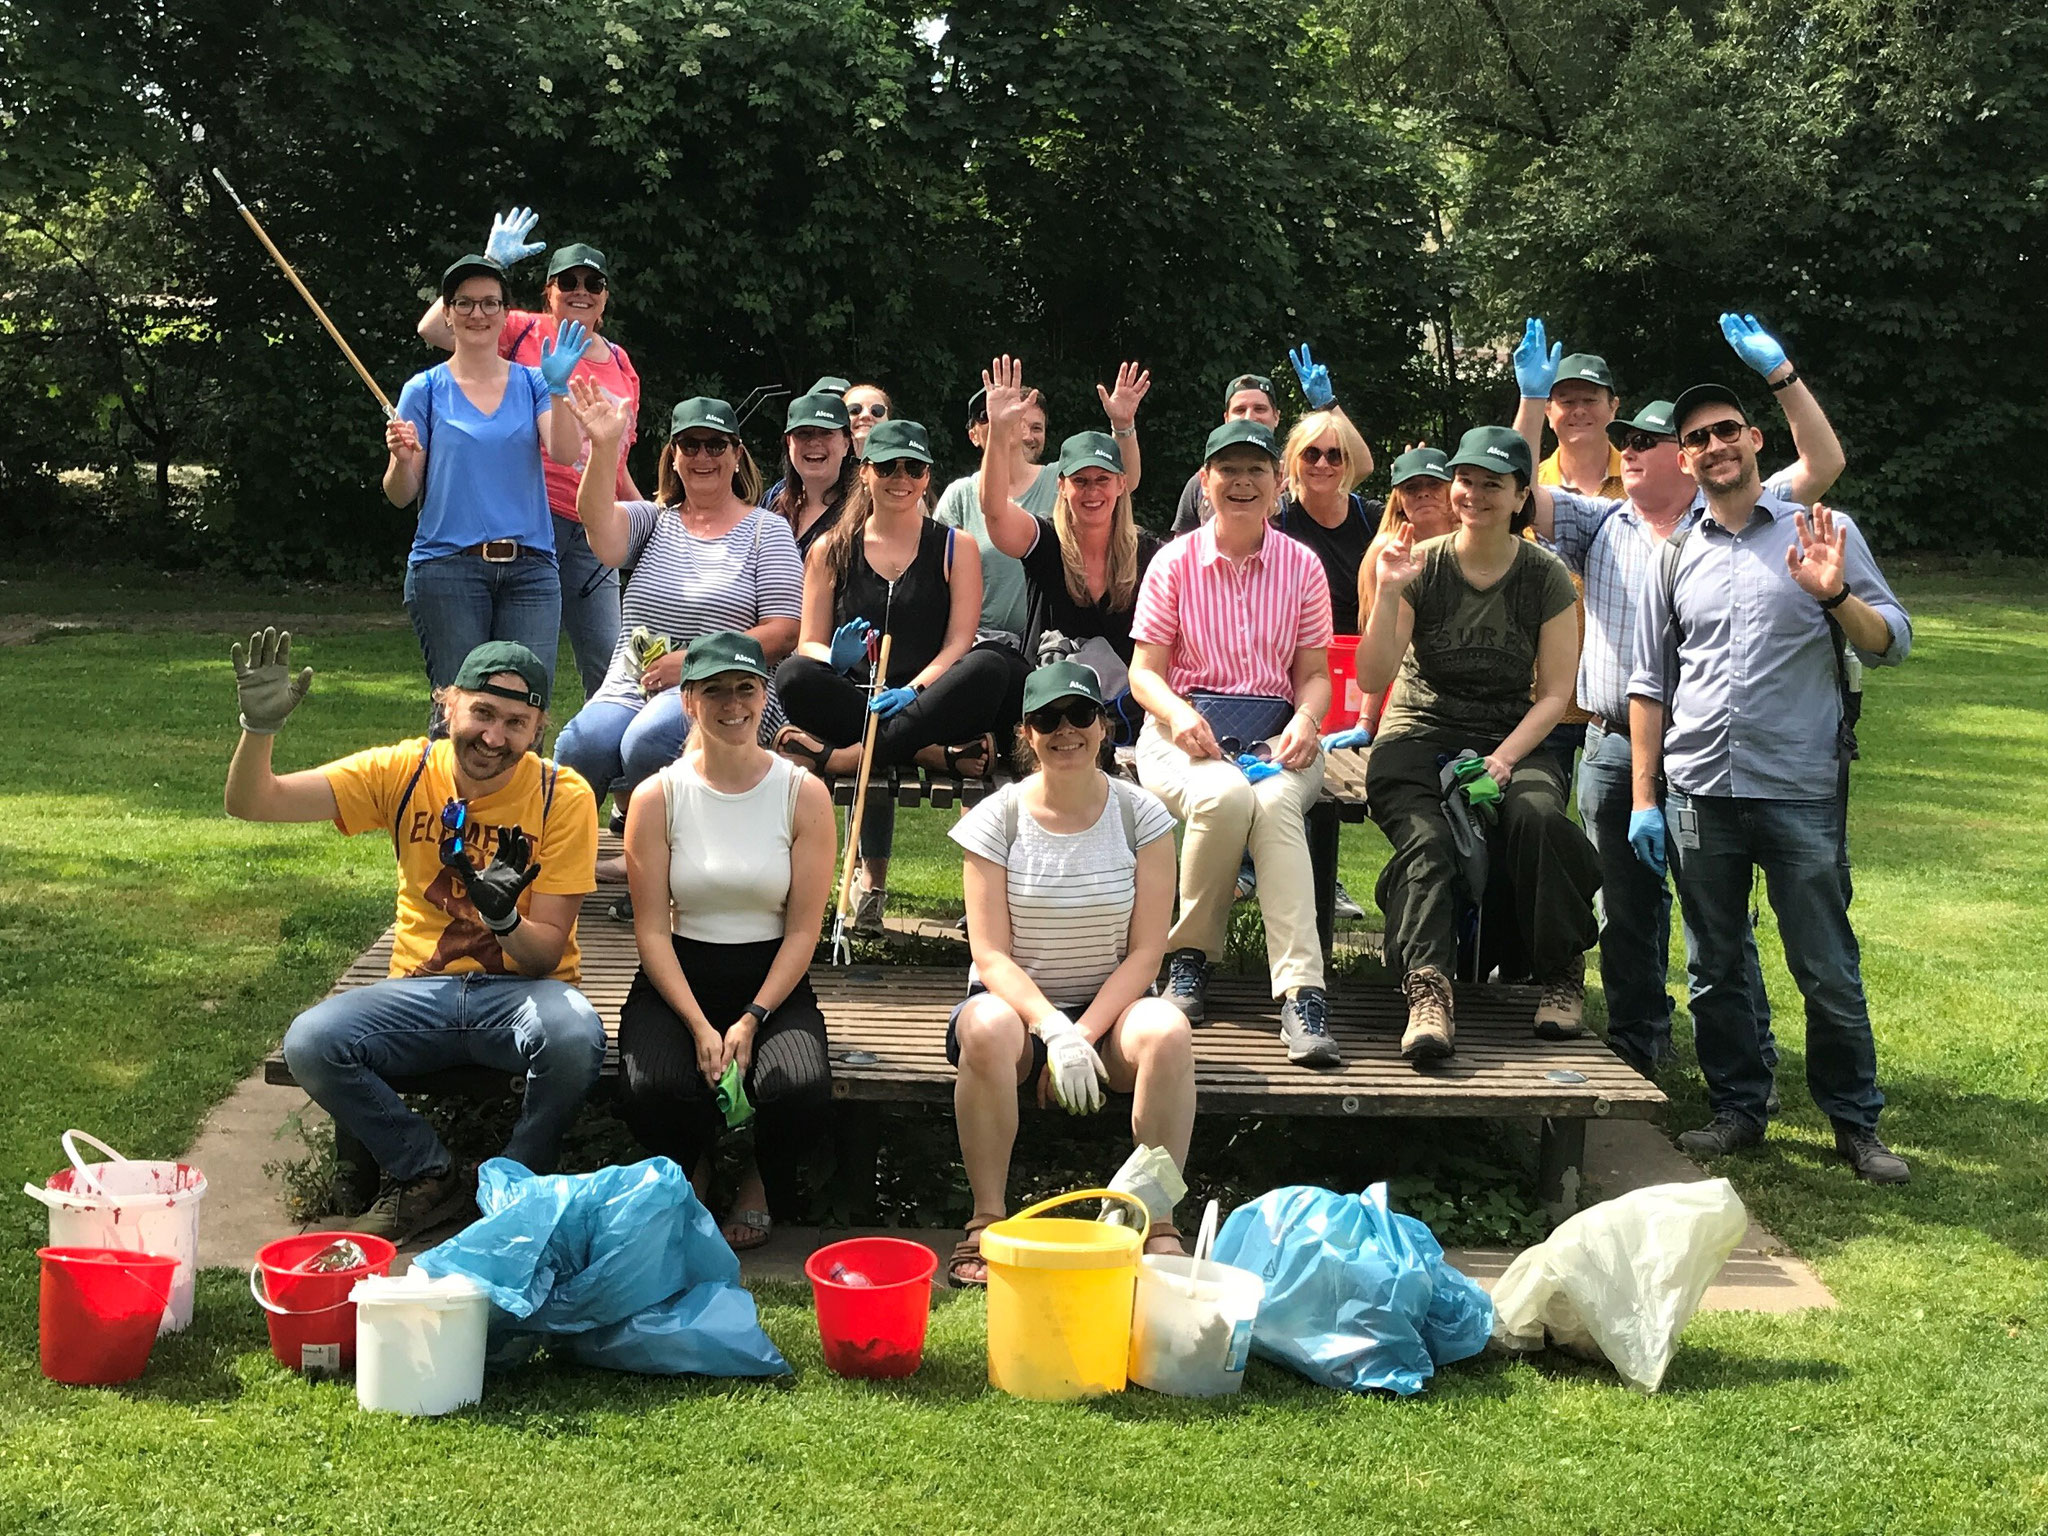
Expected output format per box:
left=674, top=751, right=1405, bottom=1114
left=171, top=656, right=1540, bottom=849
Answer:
left=2, top=572, right=2046, bottom=1533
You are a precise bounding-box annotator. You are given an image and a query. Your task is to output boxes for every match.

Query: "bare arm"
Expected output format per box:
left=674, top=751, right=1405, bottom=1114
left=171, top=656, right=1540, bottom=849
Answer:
left=1099, top=361, right=1152, bottom=497
left=1356, top=533, right=1420, bottom=692
left=539, top=400, right=580, bottom=467
left=1769, top=363, right=1845, bottom=506
left=624, top=778, right=717, bottom=1045
left=794, top=542, right=840, bottom=664
left=565, top=377, right=635, bottom=567
left=1272, top=644, right=1331, bottom=770
left=1073, top=829, right=1175, bottom=1044
left=746, top=617, right=800, bottom=666
left=1128, top=640, right=1221, bottom=759
left=417, top=299, right=455, bottom=351
left=750, top=774, right=835, bottom=1013
left=907, top=533, right=982, bottom=690
left=1630, top=696, right=1667, bottom=811
left=496, top=890, right=577, bottom=976
left=223, top=732, right=341, bottom=823
left=382, top=416, right=424, bottom=507
left=963, top=849, right=1062, bottom=1031
left=978, top=378, right=1041, bottom=560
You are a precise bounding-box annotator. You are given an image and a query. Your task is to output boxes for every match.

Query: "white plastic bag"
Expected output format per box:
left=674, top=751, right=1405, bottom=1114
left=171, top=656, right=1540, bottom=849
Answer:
left=1491, top=1178, right=1747, bottom=1392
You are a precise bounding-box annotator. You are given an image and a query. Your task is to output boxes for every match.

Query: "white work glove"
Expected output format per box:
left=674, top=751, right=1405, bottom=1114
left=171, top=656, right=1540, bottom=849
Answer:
left=1038, top=1011, right=1107, bottom=1116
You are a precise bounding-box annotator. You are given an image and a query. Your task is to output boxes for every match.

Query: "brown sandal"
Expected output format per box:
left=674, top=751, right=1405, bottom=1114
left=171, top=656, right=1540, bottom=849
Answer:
left=1143, top=1221, right=1185, bottom=1258
left=946, top=1214, right=999, bottom=1288
left=773, top=724, right=835, bottom=774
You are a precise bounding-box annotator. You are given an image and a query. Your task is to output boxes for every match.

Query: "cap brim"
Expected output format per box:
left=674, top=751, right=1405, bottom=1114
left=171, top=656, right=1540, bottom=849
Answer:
left=864, top=448, right=933, bottom=465
left=1394, top=466, right=1452, bottom=484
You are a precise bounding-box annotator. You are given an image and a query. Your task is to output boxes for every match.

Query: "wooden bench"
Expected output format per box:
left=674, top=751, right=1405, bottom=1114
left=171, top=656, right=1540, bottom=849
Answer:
left=264, top=886, right=1665, bottom=1217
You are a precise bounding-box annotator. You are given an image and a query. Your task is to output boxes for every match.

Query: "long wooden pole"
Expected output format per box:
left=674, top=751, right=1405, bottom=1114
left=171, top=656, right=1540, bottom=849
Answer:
left=211, top=169, right=395, bottom=418
left=835, top=633, right=894, bottom=926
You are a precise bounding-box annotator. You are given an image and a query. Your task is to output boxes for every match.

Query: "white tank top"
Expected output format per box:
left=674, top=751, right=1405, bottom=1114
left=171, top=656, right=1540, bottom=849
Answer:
left=659, top=753, right=802, bottom=944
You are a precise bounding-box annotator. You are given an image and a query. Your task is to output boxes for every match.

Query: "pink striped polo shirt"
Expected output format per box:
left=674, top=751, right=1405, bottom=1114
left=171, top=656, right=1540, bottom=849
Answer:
left=1131, top=520, right=1334, bottom=700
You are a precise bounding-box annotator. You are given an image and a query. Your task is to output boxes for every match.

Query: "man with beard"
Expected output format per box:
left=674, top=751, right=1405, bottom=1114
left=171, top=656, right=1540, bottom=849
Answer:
left=226, top=632, right=605, bottom=1239
left=1628, top=385, right=1912, bottom=1184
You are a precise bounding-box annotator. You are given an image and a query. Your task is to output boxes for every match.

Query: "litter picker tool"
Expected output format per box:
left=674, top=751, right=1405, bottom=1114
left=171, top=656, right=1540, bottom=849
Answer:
left=831, top=630, right=894, bottom=965
left=735, top=385, right=791, bottom=427
left=210, top=168, right=395, bottom=419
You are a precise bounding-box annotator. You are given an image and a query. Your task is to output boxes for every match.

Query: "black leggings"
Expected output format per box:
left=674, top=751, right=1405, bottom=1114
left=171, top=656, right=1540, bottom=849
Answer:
left=616, top=935, right=832, bottom=1219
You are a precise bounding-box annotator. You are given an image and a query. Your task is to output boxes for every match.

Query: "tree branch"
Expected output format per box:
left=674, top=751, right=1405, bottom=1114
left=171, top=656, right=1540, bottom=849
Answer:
left=1470, top=0, right=1560, bottom=145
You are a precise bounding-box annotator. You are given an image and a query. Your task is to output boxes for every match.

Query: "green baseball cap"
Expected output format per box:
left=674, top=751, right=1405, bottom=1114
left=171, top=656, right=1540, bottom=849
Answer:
left=1021, top=660, right=1107, bottom=716
left=669, top=397, right=743, bottom=438
left=861, top=418, right=934, bottom=464
left=453, top=641, right=550, bottom=710
left=810, top=375, right=853, bottom=396
left=678, top=629, right=770, bottom=685
left=1672, top=383, right=1749, bottom=436
left=1057, top=431, right=1124, bottom=477
left=1223, top=373, right=1277, bottom=411
left=1554, top=353, right=1617, bottom=391
left=545, top=243, right=608, bottom=281
left=439, top=254, right=507, bottom=301
left=1389, top=446, right=1452, bottom=485
left=1444, top=425, right=1534, bottom=481
left=1607, top=400, right=1680, bottom=446
left=1204, top=419, right=1282, bottom=463
left=786, top=392, right=851, bottom=432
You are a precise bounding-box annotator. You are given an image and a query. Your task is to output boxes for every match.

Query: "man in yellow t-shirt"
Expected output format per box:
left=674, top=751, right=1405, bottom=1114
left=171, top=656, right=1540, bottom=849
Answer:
left=226, top=632, right=602, bottom=1241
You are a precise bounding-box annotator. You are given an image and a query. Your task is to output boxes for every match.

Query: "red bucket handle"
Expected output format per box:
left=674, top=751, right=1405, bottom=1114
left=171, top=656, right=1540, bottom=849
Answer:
left=40, top=1248, right=176, bottom=1313
left=249, top=1263, right=357, bottom=1318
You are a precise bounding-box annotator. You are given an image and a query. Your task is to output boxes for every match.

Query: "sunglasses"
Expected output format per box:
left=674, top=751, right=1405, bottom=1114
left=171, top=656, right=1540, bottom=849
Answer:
left=1616, top=430, right=1676, bottom=455
left=1216, top=737, right=1274, bottom=762
left=553, top=271, right=606, bottom=294
left=847, top=402, right=890, bottom=419
left=1680, top=419, right=1747, bottom=451
left=1025, top=700, right=1102, bottom=732
left=1299, top=446, right=1345, bottom=467
left=869, top=458, right=930, bottom=479
left=673, top=436, right=734, bottom=458
left=440, top=799, right=472, bottom=862
left=448, top=296, right=505, bottom=316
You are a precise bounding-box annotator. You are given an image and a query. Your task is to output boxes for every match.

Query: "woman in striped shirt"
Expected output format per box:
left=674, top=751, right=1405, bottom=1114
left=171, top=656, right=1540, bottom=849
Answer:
left=943, top=661, right=1191, bottom=1287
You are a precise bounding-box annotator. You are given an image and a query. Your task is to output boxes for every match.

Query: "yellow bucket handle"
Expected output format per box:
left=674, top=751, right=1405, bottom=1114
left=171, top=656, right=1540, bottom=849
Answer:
left=1009, top=1187, right=1152, bottom=1245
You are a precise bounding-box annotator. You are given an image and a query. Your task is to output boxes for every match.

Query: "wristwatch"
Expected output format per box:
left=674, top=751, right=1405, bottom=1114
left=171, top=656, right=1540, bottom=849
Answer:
left=743, top=1002, right=770, bottom=1026
left=1768, top=370, right=1802, bottom=393
left=1818, top=583, right=1851, bottom=611
left=1111, top=426, right=1136, bottom=439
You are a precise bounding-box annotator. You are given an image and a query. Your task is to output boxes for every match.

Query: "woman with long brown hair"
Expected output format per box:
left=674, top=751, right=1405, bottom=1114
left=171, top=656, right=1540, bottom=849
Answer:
left=763, top=393, right=859, bottom=555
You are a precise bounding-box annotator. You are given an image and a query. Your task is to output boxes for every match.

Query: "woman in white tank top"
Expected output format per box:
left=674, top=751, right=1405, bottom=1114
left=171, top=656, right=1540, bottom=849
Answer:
left=616, top=630, right=836, bottom=1250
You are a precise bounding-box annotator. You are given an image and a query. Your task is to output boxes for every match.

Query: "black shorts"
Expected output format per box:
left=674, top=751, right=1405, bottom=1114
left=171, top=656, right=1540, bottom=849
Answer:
left=944, top=983, right=1155, bottom=1079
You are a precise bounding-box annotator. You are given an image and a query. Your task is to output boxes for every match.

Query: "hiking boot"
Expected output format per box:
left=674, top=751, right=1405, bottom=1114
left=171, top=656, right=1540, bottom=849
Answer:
left=1834, top=1124, right=1910, bottom=1185
left=1332, top=879, right=1365, bottom=922
left=1676, top=1113, right=1766, bottom=1160
left=1163, top=947, right=1212, bottom=1026
left=1400, top=967, right=1455, bottom=1063
left=1533, top=952, right=1589, bottom=1039
left=852, top=883, right=887, bottom=936
left=355, top=1165, right=472, bottom=1244
left=1280, top=987, right=1341, bottom=1068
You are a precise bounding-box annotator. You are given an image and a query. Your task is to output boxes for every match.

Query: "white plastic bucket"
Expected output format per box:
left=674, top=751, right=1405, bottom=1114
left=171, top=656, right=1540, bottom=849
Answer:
left=23, top=1131, right=207, bottom=1335
left=351, top=1268, right=489, bottom=1416
left=1128, top=1201, right=1265, bottom=1397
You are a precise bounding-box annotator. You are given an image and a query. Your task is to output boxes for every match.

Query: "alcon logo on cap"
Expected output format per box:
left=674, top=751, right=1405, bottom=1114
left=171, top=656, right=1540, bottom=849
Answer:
left=1487, top=446, right=1512, bottom=461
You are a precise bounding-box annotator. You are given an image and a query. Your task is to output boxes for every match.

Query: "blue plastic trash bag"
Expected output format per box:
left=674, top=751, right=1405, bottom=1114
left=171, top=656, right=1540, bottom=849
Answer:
left=1212, top=1183, right=1493, bottom=1396
left=415, top=1156, right=789, bottom=1378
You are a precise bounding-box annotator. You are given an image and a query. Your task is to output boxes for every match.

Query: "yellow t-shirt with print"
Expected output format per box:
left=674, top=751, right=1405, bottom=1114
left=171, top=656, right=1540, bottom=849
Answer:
left=1529, top=447, right=1621, bottom=728
left=323, top=738, right=597, bottom=983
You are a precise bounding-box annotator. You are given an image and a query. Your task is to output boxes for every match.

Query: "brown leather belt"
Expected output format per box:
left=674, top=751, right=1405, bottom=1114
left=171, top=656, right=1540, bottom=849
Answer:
left=459, top=539, right=522, bottom=563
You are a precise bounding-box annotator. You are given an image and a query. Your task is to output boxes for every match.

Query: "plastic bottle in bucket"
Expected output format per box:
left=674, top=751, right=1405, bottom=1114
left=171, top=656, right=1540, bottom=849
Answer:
left=1129, top=1201, right=1265, bottom=1397
left=39, top=1247, right=178, bottom=1385
left=805, top=1237, right=937, bottom=1379
left=982, top=1189, right=1149, bottom=1401
left=251, top=1232, right=398, bottom=1373
left=23, top=1130, right=207, bottom=1335
left=351, top=1268, right=489, bottom=1416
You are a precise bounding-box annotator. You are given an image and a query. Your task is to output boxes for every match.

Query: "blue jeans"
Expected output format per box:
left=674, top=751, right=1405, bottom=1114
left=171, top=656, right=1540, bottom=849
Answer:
left=1580, top=724, right=1775, bottom=1073
left=403, top=551, right=562, bottom=700
left=553, top=689, right=689, bottom=805
left=553, top=514, right=622, bottom=703
left=1666, top=789, right=1882, bottom=1133
left=282, top=975, right=606, bottom=1182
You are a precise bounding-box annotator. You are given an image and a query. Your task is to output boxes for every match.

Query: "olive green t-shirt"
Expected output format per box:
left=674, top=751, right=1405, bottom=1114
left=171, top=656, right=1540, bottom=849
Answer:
left=1375, top=536, right=1579, bottom=745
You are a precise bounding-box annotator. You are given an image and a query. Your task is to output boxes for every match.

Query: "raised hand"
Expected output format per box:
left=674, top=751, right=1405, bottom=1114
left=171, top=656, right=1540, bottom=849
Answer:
left=538, top=319, right=590, bottom=396
left=384, top=417, right=422, bottom=465
left=564, top=375, right=631, bottom=448
left=231, top=627, right=313, bottom=735
left=1374, top=523, right=1425, bottom=593
left=1786, top=504, right=1848, bottom=601
left=1097, top=360, right=1152, bottom=431
left=452, top=825, right=542, bottom=934
left=484, top=206, right=545, bottom=268
left=829, top=617, right=873, bottom=675
left=983, top=354, right=1028, bottom=431
left=1513, top=317, right=1562, bottom=399
left=1289, top=343, right=1335, bottom=410
left=1720, top=312, right=1788, bottom=378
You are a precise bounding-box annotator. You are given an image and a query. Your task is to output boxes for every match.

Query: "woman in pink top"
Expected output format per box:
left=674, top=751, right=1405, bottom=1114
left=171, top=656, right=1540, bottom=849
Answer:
left=418, top=209, right=642, bottom=701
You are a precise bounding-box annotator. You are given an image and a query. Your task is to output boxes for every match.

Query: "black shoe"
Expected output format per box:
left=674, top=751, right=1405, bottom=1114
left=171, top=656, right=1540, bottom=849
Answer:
left=1833, top=1124, right=1909, bottom=1184
left=1766, top=1084, right=1782, bottom=1117
left=1280, top=987, right=1341, bottom=1068
left=1163, top=948, right=1211, bottom=1026
left=608, top=805, right=627, bottom=837
left=1676, top=1113, right=1766, bottom=1160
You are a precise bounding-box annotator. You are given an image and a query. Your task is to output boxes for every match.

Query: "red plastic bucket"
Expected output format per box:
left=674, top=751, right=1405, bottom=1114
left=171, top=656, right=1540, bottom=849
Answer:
left=1322, top=635, right=1362, bottom=730
left=804, top=1237, right=938, bottom=1379
left=39, top=1247, right=177, bottom=1384
left=250, top=1232, right=397, bottom=1373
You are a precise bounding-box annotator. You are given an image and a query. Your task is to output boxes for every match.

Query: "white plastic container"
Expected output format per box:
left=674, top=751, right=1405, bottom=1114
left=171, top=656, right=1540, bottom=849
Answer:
left=351, top=1268, right=489, bottom=1416
left=1128, top=1201, right=1265, bottom=1397
left=23, top=1130, right=207, bottom=1334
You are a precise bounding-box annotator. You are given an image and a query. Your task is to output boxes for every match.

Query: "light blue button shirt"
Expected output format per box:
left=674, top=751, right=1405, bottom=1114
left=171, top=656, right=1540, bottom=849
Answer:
left=1627, top=490, right=1911, bottom=800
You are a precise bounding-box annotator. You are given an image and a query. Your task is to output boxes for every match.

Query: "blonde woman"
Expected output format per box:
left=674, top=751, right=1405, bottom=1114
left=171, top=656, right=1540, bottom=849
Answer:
left=1352, top=445, right=1459, bottom=735
left=1271, top=407, right=1377, bottom=634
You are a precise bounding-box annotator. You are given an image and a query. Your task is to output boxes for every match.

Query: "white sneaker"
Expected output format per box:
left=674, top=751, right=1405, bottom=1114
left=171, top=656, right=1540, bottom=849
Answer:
left=852, top=884, right=887, bottom=936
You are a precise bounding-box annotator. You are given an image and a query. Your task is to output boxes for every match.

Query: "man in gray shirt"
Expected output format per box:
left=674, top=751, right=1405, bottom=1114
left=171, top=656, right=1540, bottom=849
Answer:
left=1628, top=383, right=1912, bottom=1184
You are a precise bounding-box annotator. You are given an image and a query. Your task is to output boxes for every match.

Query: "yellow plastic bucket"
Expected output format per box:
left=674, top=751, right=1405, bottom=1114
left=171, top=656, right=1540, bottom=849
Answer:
left=982, top=1188, right=1150, bottom=1401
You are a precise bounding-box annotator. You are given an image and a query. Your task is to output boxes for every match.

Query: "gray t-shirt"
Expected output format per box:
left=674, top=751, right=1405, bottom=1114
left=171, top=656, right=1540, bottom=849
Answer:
left=1170, top=470, right=1210, bottom=535
left=934, top=464, right=1058, bottom=636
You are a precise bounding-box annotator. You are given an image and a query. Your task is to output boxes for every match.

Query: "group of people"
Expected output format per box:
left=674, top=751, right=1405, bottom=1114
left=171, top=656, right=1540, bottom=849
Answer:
left=219, top=205, right=1916, bottom=1258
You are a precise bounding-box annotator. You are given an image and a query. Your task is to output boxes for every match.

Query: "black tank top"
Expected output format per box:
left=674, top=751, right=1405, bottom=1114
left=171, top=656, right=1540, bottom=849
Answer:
left=835, top=517, right=953, bottom=687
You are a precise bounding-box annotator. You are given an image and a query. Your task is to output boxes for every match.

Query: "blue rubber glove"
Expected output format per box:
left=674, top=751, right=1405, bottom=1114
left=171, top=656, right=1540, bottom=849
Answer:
left=868, top=686, right=917, bottom=719
left=484, top=206, right=545, bottom=268
left=1628, top=808, right=1668, bottom=876
left=1321, top=725, right=1372, bottom=752
left=1289, top=343, right=1335, bottom=411
left=1720, top=312, right=1788, bottom=378
left=1513, top=317, right=1562, bottom=399
left=538, top=320, right=589, bottom=396
left=828, top=618, right=873, bottom=674
left=1236, top=754, right=1283, bottom=784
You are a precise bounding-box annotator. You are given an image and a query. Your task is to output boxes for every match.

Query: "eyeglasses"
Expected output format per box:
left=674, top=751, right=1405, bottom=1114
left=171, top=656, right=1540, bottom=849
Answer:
left=869, top=459, right=930, bottom=480
left=1299, top=446, right=1345, bottom=467
left=553, top=271, right=606, bottom=294
left=448, top=296, right=505, bottom=316
left=440, top=799, right=472, bottom=862
left=673, top=436, right=734, bottom=458
left=847, top=402, right=890, bottom=419
left=1025, top=701, right=1102, bottom=732
left=1680, top=419, right=1747, bottom=451
left=1616, top=431, right=1676, bottom=455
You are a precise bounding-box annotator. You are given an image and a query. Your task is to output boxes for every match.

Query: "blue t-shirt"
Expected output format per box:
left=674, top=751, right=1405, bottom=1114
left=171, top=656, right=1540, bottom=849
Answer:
left=397, top=362, right=557, bottom=565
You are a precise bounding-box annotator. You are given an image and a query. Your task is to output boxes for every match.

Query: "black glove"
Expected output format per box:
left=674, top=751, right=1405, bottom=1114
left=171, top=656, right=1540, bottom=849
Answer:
left=444, top=825, right=541, bottom=934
